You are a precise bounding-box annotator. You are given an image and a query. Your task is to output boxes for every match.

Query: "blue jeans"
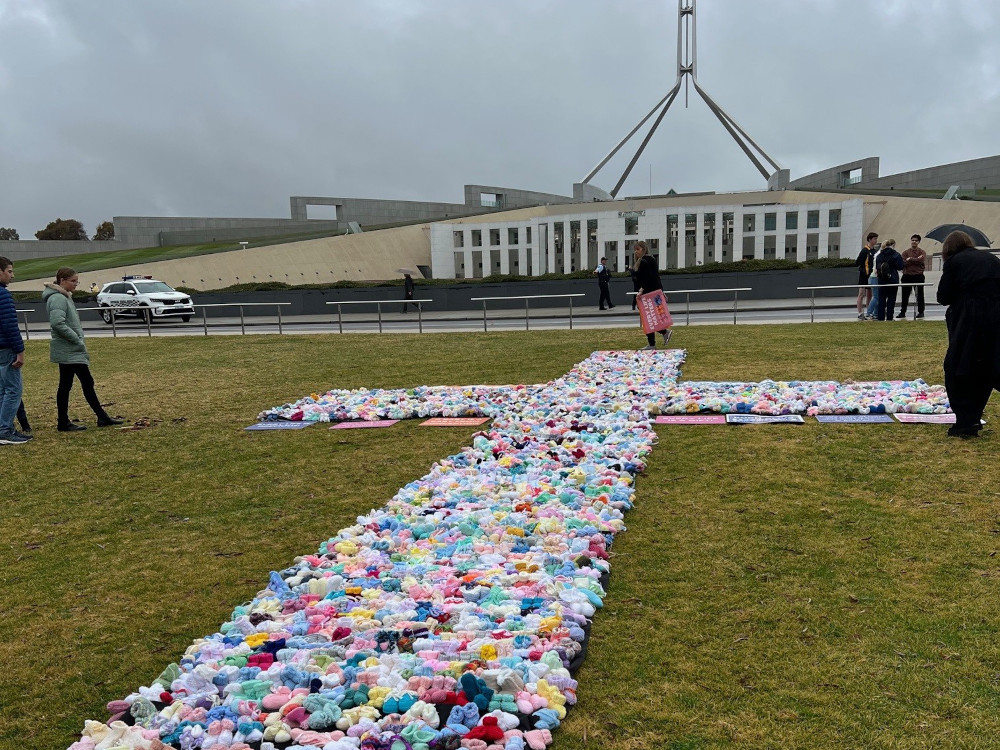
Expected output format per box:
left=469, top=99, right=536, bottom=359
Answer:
left=0, top=348, right=24, bottom=433
left=865, top=275, right=879, bottom=318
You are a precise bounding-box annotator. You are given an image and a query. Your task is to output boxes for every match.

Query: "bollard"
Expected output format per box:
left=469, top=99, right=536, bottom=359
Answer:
left=417, top=302, right=423, bottom=334
left=733, top=290, right=739, bottom=325
left=686, top=293, right=691, bottom=327
left=569, top=297, right=574, bottom=330
left=525, top=299, right=530, bottom=331
left=202, top=307, right=209, bottom=336
left=277, top=305, right=283, bottom=335
left=239, top=305, right=245, bottom=336
left=482, top=300, right=488, bottom=333
left=377, top=302, right=382, bottom=334
left=337, top=304, right=343, bottom=334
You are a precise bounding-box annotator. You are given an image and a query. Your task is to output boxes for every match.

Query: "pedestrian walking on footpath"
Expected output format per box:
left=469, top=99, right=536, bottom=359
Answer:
left=594, top=257, right=614, bottom=310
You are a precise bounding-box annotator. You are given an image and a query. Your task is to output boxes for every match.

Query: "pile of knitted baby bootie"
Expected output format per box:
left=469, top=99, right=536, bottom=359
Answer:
left=71, top=351, right=952, bottom=750
left=70, top=351, right=677, bottom=750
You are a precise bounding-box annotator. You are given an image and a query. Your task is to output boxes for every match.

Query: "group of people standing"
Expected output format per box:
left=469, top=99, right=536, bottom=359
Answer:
left=855, top=232, right=928, bottom=321
left=0, top=259, right=122, bottom=445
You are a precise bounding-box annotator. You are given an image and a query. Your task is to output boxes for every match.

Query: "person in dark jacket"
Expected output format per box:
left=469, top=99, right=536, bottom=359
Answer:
left=875, top=238, right=905, bottom=321
left=0, top=256, right=30, bottom=444
left=855, top=234, right=877, bottom=320
left=402, top=273, right=415, bottom=313
left=44, top=267, right=123, bottom=432
left=594, top=257, right=614, bottom=310
left=632, top=241, right=672, bottom=350
left=937, top=231, right=1000, bottom=437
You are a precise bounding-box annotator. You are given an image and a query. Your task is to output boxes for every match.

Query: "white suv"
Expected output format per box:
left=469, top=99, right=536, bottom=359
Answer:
left=97, top=276, right=194, bottom=324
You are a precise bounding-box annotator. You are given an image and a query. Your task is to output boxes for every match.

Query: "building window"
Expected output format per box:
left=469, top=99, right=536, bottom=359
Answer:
left=453, top=231, right=464, bottom=248
left=525, top=227, right=532, bottom=244
left=807, top=210, right=820, bottom=229
left=785, top=236, right=797, bottom=261
left=786, top=212, right=798, bottom=231
left=625, top=216, right=639, bottom=235
left=743, top=214, right=755, bottom=232
left=764, top=213, right=777, bottom=232
left=828, top=209, right=841, bottom=228
left=472, top=230, right=482, bottom=247
left=490, top=228, right=501, bottom=246
left=508, top=228, right=519, bottom=245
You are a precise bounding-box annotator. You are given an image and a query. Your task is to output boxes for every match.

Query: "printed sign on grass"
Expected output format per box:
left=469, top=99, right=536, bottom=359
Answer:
left=815, top=414, right=895, bottom=424
left=893, top=413, right=960, bottom=424
left=245, top=421, right=312, bottom=431
left=654, top=415, right=727, bottom=425
left=420, top=417, right=491, bottom=427
left=725, top=414, right=805, bottom=425
left=330, top=420, right=399, bottom=429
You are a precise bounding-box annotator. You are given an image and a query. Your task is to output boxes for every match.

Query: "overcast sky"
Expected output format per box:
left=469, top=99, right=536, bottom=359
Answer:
left=1, top=0, right=998, bottom=237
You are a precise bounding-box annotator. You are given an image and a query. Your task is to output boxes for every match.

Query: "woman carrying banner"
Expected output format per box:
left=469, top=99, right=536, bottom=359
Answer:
left=633, top=241, right=672, bottom=350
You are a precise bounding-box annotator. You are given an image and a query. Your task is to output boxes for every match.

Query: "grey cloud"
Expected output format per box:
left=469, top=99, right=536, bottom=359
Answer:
left=1, top=0, right=998, bottom=237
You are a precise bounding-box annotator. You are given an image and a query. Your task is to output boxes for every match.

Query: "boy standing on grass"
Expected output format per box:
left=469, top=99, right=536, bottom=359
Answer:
left=0, top=256, right=31, bottom=445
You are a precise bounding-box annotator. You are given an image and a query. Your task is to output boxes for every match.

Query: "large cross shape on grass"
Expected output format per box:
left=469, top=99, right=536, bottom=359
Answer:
left=71, top=351, right=947, bottom=750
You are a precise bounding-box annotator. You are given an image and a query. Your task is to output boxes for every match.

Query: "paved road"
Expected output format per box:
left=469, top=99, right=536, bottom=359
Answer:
left=16, top=299, right=944, bottom=341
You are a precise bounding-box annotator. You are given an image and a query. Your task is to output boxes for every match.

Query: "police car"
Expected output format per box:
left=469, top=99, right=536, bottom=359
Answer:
left=96, top=276, right=194, bottom=324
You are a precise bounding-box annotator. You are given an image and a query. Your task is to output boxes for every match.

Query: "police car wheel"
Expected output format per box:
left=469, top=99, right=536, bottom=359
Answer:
left=138, top=307, right=151, bottom=324
left=100, top=307, right=113, bottom=324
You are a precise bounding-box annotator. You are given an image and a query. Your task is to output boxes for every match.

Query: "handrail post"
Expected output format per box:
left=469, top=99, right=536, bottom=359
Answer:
left=112, top=309, right=118, bottom=338
left=810, top=289, right=815, bottom=324
left=19, top=311, right=29, bottom=341
left=569, top=297, right=574, bottom=330
left=277, top=304, right=283, bottom=335
left=377, top=302, right=382, bottom=334
left=337, top=303, right=343, bottom=334
left=733, top=290, right=739, bottom=325
left=146, top=310, right=152, bottom=337
left=239, top=305, right=246, bottom=335
left=482, top=300, right=488, bottom=333
left=418, top=302, right=423, bottom=334
left=202, top=306, right=209, bottom=336
left=686, top=292, right=691, bottom=326
left=525, top=299, right=530, bottom=331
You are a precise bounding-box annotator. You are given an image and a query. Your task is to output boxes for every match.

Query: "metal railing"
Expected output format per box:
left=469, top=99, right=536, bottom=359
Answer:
left=797, top=283, right=935, bottom=323
left=325, top=299, right=432, bottom=334
left=70, top=303, right=293, bottom=337
left=629, top=287, right=752, bottom=325
left=468, top=293, right=585, bottom=331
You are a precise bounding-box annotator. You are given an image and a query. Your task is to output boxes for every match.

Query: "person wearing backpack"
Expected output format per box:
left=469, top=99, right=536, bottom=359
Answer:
left=594, top=256, right=614, bottom=310
left=875, top=238, right=905, bottom=321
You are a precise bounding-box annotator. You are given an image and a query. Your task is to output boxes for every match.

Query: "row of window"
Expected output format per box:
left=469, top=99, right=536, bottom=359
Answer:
left=453, top=209, right=843, bottom=248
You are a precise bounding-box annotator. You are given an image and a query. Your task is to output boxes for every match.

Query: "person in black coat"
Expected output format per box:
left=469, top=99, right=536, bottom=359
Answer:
left=875, top=238, right=905, bottom=321
left=936, top=231, right=1000, bottom=437
left=632, top=241, right=672, bottom=350
left=402, top=273, right=415, bottom=313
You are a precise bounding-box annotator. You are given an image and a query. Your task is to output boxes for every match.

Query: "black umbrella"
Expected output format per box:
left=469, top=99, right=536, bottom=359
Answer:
left=924, top=223, right=992, bottom=247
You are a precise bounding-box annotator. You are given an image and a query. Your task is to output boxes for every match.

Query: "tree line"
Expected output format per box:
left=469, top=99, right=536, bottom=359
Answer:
left=0, top=219, right=114, bottom=241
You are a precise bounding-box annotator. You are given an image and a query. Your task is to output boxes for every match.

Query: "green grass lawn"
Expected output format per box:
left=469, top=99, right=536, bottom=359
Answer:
left=3, top=322, right=1000, bottom=750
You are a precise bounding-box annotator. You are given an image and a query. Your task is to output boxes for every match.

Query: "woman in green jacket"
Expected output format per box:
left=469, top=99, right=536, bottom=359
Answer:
left=43, top=267, right=123, bottom=432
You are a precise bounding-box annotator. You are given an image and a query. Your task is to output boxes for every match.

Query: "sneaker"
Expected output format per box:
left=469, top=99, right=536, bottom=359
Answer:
left=0, top=430, right=30, bottom=445
left=896, top=312, right=906, bottom=319
left=58, top=423, right=87, bottom=432
left=641, top=344, right=656, bottom=351
left=857, top=313, right=865, bottom=320
left=915, top=312, right=924, bottom=319
left=662, top=329, right=673, bottom=346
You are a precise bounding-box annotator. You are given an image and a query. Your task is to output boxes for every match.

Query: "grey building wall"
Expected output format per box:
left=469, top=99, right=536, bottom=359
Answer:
left=857, top=154, right=1000, bottom=191
left=788, top=158, right=880, bottom=190
left=463, top=184, right=574, bottom=209
left=290, top=196, right=489, bottom=224
left=790, top=154, right=1000, bottom=193
left=158, top=220, right=342, bottom=246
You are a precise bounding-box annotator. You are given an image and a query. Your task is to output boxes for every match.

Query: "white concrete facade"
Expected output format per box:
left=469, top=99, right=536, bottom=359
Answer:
left=430, top=198, right=864, bottom=279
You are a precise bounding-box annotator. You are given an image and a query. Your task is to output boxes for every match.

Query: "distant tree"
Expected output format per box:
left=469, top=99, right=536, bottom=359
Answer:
left=93, top=220, right=115, bottom=241
left=0, top=227, right=19, bottom=240
left=35, top=218, right=88, bottom=240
